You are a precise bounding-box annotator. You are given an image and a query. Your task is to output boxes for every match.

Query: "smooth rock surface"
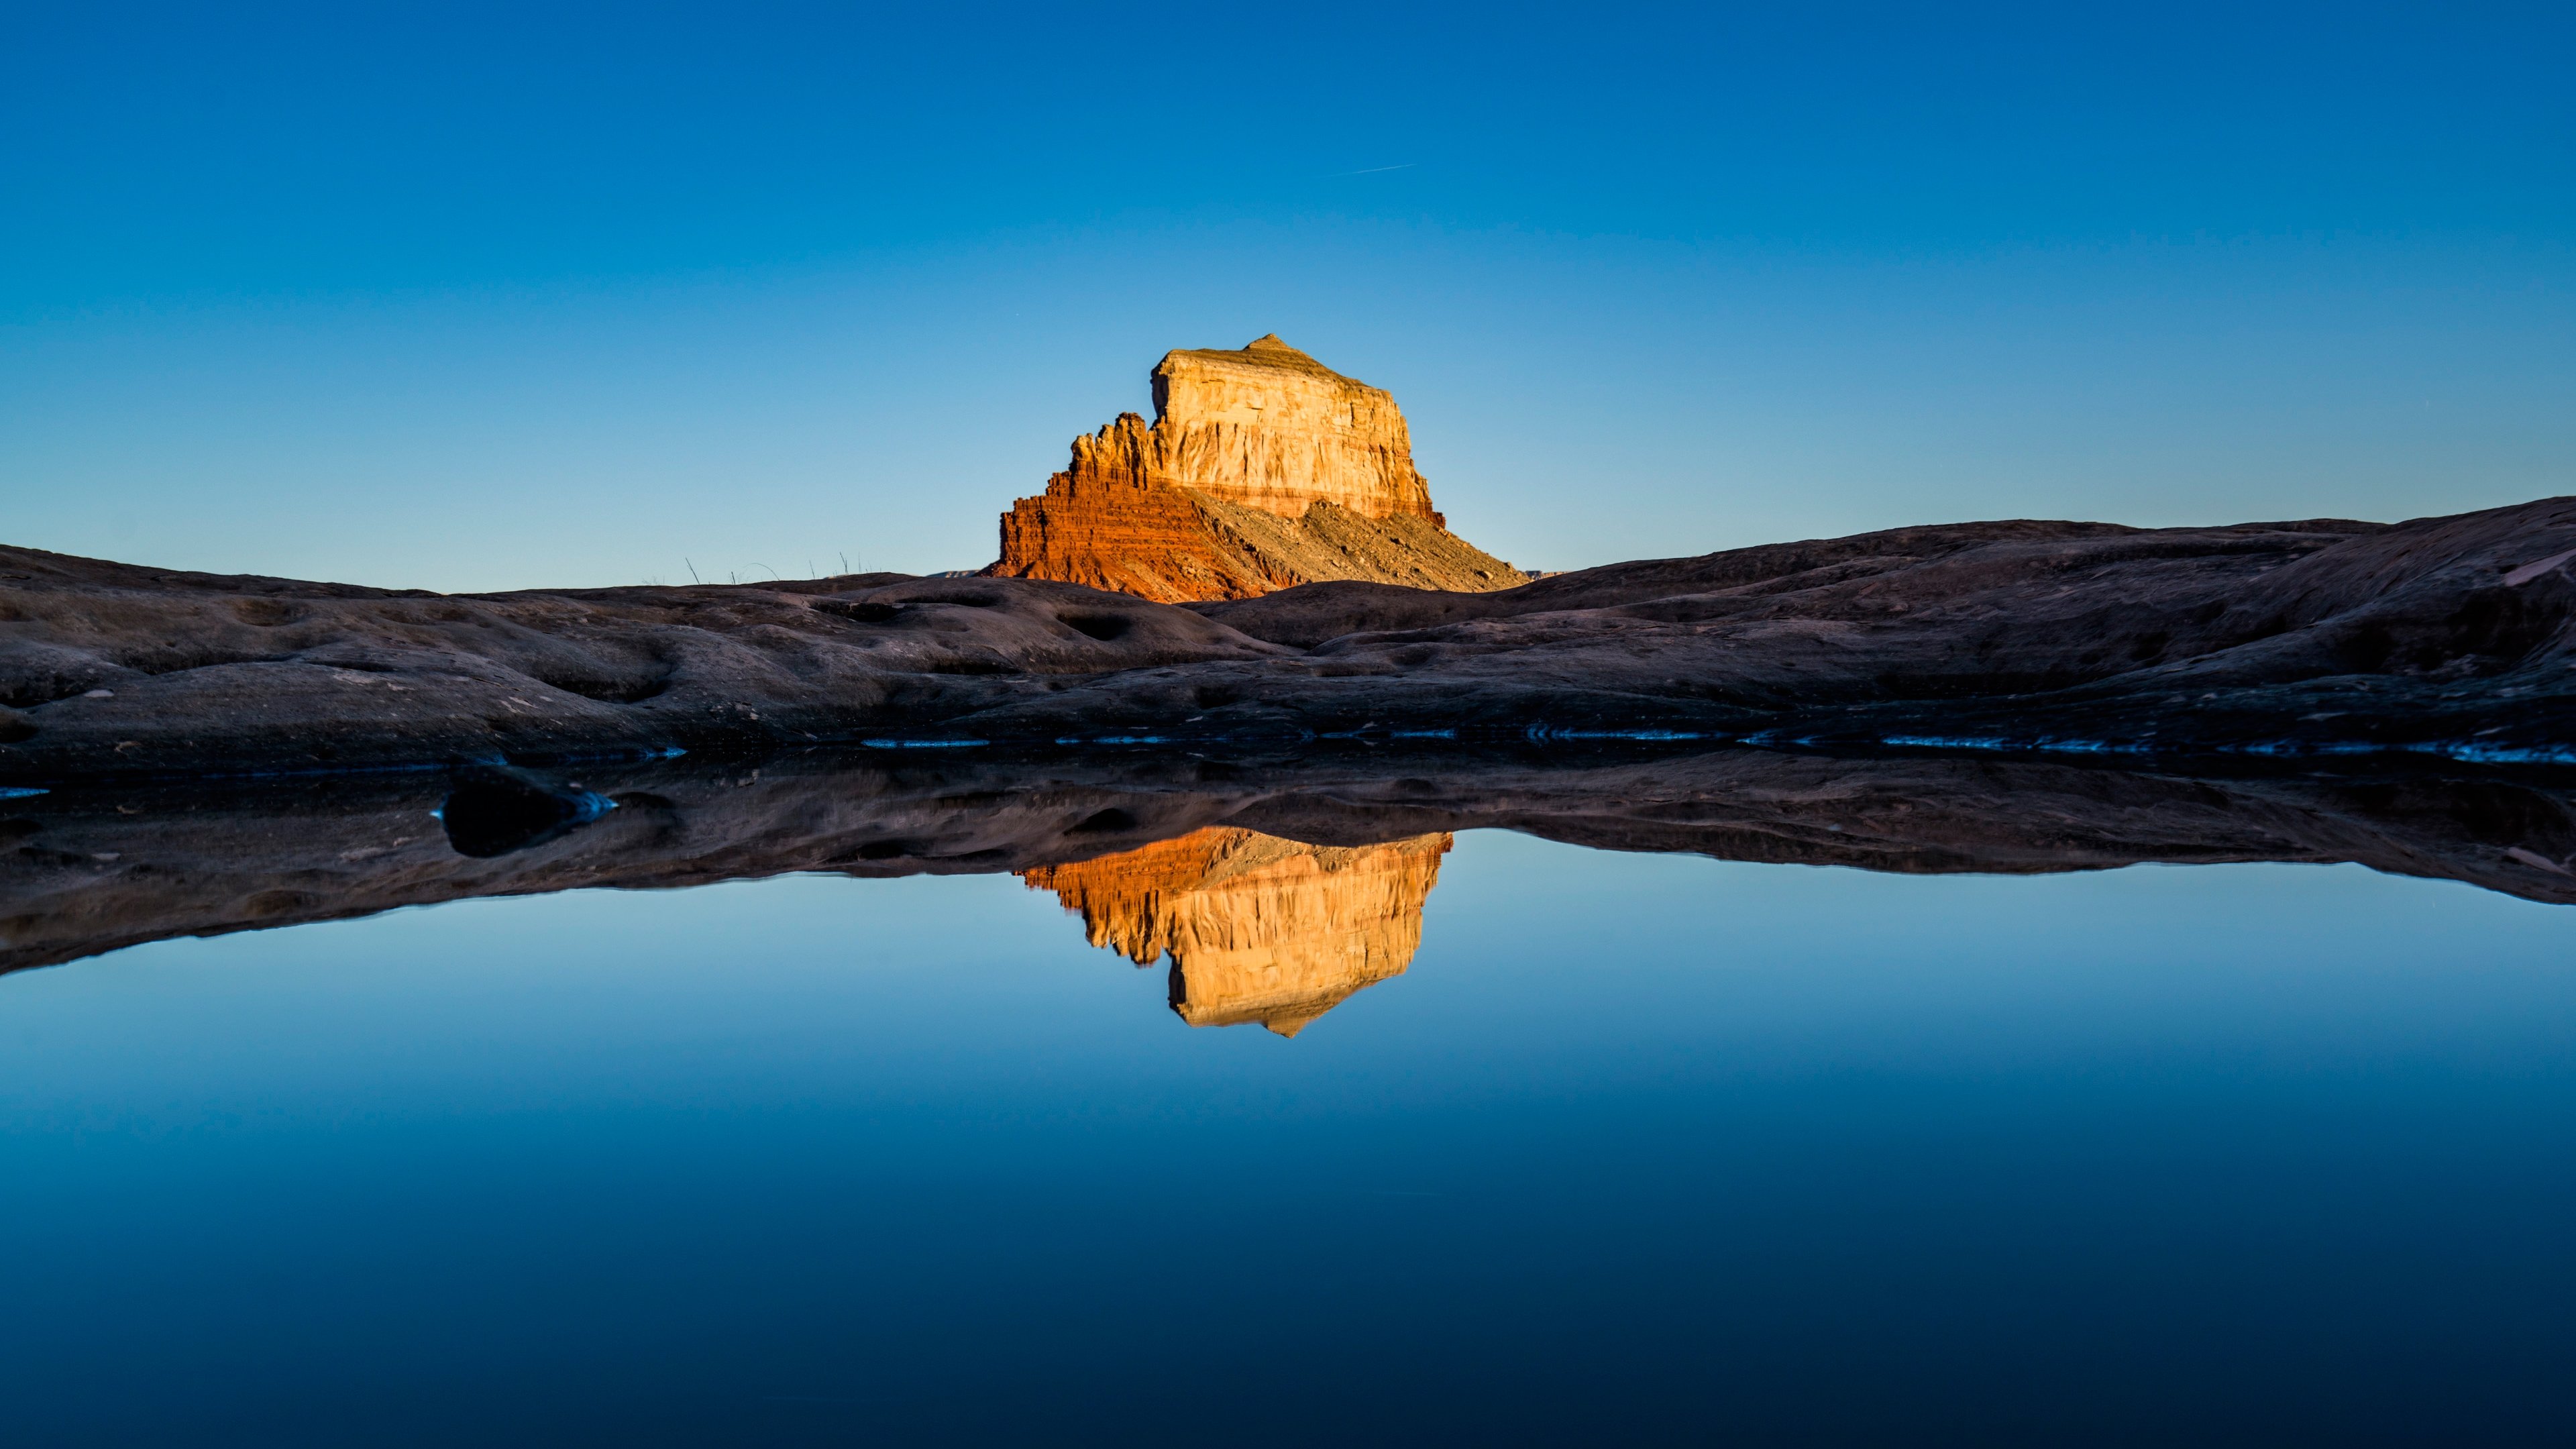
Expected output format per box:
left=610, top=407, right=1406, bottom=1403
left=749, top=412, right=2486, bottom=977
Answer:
left=5, top=497, right=2574, bottom=782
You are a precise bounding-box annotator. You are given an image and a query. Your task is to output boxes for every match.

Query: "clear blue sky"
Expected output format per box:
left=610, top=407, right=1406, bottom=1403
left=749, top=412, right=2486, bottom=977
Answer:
left=5, top=1, right=2569, bottom=590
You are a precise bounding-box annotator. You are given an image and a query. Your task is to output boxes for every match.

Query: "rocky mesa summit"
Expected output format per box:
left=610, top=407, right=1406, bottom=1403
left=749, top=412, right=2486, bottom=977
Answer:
left=989, top=335, right=1525, bottom=602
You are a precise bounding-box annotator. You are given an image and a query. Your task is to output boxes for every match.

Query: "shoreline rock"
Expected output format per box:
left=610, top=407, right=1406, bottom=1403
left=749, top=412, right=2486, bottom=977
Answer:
left=6, top=745, right=2574, bottom=979
left=4, top=497, right=2574, bottom=784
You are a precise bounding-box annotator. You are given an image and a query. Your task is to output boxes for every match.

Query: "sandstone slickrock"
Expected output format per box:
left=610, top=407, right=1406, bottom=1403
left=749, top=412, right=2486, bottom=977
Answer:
left=7, top=747, right=2576, bottom=982
left=991, top=335, right=1525, bottom=602
left=0, top=556, right=1287, bottom=777
left=5, top=496, right=2576, bottom=782
left=1022, top=826, right=1449, bottom=1035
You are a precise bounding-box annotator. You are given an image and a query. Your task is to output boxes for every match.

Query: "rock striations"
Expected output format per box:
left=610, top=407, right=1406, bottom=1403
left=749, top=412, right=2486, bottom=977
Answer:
left=1022, top=826, right=1450, bottom=1036
left=992, top=335, right=1525, bottom=603
left=1146, top=334, right=1438, bottom=521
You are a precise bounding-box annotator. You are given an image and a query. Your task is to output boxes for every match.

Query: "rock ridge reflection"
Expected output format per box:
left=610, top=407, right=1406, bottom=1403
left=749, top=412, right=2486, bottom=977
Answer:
left=6, top=747, right=2576, bottom=989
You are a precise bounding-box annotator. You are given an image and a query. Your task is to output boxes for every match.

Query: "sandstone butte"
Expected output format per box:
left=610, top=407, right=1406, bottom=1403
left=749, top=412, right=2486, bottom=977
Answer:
left=989, top=335, right=1526, bottom=604
left=1022, top=826, right=1452, bottom=1036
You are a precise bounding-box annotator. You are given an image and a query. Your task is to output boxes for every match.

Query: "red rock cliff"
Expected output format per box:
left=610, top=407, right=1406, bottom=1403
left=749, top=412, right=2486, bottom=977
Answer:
left=992, top=337, right=1523, bottom=604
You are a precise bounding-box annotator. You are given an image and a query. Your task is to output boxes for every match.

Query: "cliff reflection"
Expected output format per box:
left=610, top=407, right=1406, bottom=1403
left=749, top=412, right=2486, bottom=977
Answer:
left=11, top=748, right=2576, bottom=981
left=1022, top=828, right=1452, bottom=1036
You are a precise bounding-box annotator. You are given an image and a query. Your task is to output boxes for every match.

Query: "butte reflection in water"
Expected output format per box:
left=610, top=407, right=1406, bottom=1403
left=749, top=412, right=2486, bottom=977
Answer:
left=9, top=746, right=2576, bottom=1014
left=1023, top=827, right=1451, bottom=1036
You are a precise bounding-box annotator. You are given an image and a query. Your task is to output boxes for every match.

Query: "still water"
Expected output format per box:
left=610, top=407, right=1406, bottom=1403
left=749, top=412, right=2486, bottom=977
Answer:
left=5, top=827, right=2575, bottom=1445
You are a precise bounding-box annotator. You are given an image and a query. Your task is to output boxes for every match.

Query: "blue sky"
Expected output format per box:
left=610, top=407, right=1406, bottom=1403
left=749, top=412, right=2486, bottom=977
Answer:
left=5, top=1, right=2570, bottom=590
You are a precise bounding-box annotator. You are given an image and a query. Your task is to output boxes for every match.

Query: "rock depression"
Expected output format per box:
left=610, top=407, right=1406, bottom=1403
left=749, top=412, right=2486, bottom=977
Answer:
left=1022, top=826, right=1450, bottom=1036
left=992, top=335, right=1524, bottom=602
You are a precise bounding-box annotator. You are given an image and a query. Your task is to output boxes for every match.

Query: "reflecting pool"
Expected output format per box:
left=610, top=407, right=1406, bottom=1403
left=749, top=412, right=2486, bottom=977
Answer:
left=6, top=788, right=2576, bottom=1445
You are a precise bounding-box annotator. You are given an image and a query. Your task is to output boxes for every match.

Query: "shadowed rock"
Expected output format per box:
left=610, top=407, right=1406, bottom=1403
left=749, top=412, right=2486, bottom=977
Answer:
left=5, top=498, right=2575, bottom=783
left=438, top=764, right=618, bottom=858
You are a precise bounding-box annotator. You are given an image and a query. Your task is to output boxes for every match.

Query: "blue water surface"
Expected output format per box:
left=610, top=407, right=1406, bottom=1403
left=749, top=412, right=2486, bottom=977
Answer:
left=4, top=833, right=2573, bottom=1446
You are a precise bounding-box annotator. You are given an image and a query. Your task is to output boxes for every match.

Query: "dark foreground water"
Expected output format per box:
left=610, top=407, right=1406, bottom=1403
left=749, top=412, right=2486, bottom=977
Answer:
left=5, top=831, right=2575, bottom=1446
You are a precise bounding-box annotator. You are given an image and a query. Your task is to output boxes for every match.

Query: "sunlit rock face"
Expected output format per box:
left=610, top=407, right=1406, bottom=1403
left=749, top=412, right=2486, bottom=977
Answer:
left=992, top=337, right=1523, bottom=604
left=1021, top=826, right=1453, bottom=1036
left=1144, top=335, right=1436, bottom=522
